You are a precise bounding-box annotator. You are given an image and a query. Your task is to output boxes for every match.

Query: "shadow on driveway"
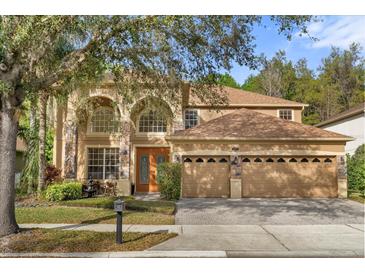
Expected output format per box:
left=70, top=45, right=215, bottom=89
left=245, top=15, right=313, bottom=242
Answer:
left=175, top=198, right=365, bottom=225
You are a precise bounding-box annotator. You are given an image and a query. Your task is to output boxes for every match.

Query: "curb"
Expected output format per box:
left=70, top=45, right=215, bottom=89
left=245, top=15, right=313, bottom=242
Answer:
left=0, top=251, right=227, bottom=258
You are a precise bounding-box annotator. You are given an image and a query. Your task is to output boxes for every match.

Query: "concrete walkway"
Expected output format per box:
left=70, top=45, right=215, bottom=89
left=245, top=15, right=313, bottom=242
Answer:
left=20, top=223, right=182, bottom=234
left=18, top=223, right=364, bottom=257
left=150, top=224, right=364, bottom=257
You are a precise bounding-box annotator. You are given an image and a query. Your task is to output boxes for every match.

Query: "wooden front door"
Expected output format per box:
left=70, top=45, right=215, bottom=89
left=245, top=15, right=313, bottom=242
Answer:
left=136, top=147, right=170, bottom=192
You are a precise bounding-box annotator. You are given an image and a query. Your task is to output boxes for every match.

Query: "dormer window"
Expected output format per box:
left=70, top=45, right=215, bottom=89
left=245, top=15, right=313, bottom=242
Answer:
left=90, top=107, right=120, bottom=133
left=138, top=110, right=167, bottom=133
left=278, top=109, right=293, bottom=121
left=184, top=109, right=198, bottom=129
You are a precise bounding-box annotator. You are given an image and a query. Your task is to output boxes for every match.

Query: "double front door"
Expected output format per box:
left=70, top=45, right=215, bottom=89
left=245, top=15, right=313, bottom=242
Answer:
left=136, top=147, right=170, bottom=192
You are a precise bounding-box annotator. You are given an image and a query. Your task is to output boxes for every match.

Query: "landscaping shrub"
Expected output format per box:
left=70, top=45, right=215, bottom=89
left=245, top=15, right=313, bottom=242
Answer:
left=45, top=165, right=62, bottom=185
left=157, top=163, right=181, bottom=200
left=45, top=181, right=83, bottom=201
left=347, top=144, right=365, bottom=194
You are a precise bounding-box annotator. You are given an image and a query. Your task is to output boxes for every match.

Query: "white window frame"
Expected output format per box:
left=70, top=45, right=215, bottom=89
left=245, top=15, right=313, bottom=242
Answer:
left=136, top=110, right=168, bottom=136
left=87, top=147, right=120, bottom=180
left=183, top=109, right=199, bottom=129
left=87, top=106, right=121, bottom=135
left=278, top=109, right=294, bottom=121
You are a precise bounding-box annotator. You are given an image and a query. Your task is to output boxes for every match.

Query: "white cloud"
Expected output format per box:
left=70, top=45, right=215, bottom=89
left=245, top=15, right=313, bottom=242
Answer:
left=300, top=16, right=365, bottom=50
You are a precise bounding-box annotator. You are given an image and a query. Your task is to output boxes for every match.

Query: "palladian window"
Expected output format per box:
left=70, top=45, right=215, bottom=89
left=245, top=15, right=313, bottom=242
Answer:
left=90, top=107, right=120, bottom=133
left=138, top=110, right=167, bottom=133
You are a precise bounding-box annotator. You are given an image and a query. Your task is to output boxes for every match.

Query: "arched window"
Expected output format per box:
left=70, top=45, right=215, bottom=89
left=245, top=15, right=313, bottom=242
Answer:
left=242, top=158, right=251, bottom=163
left=254, top=158, right=262, bottom=163
left=184, top=158, right=192, bottom=163
left=219, top=158, right=228, bottom=163
left=207, top=158, right=216, bottom=163
left=138, top=110, right=167, bottom=133
left=90, top=107, right=120, bottom=133
left=312, top=158, right=321, bottom=163
left=266, top=158, right=274, bottom=162
left=301, top=158, right=309, bottom=163
left=196, top=158, right=204, bottom=163
left=324, top=158, right=332, bottom=163
left=277, top=158, right=286, bottom=163
left=289, top=158, right=297, bottom=163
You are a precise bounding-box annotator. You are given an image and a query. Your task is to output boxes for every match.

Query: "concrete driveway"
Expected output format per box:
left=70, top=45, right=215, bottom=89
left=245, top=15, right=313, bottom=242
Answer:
left=175, top=198, right=364, bottom=225
left=150, top=198, right=364, bottom=257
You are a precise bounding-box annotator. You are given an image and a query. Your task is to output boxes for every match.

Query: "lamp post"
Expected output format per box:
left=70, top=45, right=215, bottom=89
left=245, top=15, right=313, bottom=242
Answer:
left=114, top=198, right=125, bottom=244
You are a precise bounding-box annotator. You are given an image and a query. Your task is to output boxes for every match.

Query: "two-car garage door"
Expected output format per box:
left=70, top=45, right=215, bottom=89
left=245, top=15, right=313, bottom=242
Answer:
left=182, top=156, right=338, bottom=198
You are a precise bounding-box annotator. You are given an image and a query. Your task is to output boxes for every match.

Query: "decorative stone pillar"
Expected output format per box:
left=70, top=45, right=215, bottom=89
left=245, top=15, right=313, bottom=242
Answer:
left=63, top=122, right=78, bottom=179
left=119, top=121, right=130, bottom=180
left=116, top=120, right=132, bottom=196
left=337, top=155, right=348, bottom=198
left=230, top=145, right=242, bottom=198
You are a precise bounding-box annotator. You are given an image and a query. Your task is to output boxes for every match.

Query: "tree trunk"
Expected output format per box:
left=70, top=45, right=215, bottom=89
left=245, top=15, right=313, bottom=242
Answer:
left=0, top=94, right=20, bottom=236
left=27, top=101, right=37, bottom=194
left=37, top=93, right=49, bottom=194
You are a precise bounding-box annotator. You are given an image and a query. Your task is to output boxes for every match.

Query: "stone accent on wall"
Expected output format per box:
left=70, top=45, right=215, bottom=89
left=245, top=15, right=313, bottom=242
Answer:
left=337, top=155, right=348, bottom=198
left=172, top=106, right=184, bottom=133
left=119, top=120, right=131, bottom=180
left=64, top=122, right=78, bottom=179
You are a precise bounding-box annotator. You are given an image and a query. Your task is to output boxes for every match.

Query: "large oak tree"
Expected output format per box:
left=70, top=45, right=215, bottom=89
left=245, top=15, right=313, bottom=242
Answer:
left=0, top=15, right=312, bottom=236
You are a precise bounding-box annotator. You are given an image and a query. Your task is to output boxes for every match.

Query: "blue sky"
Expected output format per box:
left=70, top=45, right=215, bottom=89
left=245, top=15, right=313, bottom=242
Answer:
left=228, top=16, right=365, bottom=85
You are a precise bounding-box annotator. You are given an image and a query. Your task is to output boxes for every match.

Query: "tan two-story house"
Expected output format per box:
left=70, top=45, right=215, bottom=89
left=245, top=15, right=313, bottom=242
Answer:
left=53, top=83, right=352, bottom=199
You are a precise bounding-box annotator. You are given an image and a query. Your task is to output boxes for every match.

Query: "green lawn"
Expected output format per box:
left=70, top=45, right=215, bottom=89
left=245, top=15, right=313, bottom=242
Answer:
left=0, top=228, right=176, bottom=253
left=16, top=206, right=174, bottom=225
left=15, top=195, right=176, bottom=225
left=60, top=197, right=176, bottom=215
left=348, top=192, right=365, bottom=204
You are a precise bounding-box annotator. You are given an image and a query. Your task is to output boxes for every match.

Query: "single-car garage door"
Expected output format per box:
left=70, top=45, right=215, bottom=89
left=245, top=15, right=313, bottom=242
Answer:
left=182, top=156, right=230, bottom=198
left=241, top=156, right=338, bottom=198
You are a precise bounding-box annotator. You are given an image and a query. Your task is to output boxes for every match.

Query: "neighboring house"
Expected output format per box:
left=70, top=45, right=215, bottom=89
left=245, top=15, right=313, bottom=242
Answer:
left=53, top=81, right=352, bottom=198
left=316, top=103, right=365, bottom=155
left=15, top=137, right=27, bottom=185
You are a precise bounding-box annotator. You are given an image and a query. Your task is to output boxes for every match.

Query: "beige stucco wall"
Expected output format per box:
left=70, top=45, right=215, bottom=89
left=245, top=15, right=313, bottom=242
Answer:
left=197, top=107, right=303, bottom=124
left=171, top=141, right=346, bottom=156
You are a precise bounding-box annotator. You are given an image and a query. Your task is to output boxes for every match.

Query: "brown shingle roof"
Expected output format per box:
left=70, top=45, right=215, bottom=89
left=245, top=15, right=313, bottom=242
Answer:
left=316, top=102, right=365, bottom=127
left=188, top=86, right=307, bottom=107
left=170, top=108, right=353, bottom=141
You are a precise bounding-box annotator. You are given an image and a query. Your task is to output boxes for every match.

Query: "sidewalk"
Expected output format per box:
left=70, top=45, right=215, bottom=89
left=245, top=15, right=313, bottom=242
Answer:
left=7, top=223, right=364, bottom=258
left=19, top=223, right=182, bottom=234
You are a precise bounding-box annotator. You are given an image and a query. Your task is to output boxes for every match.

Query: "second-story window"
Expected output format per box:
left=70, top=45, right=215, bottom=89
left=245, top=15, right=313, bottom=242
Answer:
left=184, top=109, right=198, bottom=129
left=138, top=110, right=167, bottom=133
left=90, top=107, right=120, bottom=133
left=278, top=109, right=293, bottom=121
